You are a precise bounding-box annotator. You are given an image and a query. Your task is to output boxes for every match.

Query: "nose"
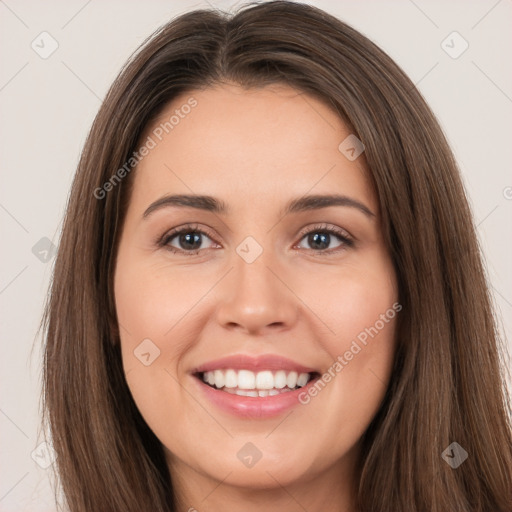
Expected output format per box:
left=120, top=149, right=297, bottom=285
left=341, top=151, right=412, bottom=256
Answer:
left=215, top=251, right=299, bottom=335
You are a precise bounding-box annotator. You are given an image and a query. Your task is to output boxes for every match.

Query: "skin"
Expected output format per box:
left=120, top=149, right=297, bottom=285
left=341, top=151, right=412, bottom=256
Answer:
left=114, top=83, right=399, bottom=512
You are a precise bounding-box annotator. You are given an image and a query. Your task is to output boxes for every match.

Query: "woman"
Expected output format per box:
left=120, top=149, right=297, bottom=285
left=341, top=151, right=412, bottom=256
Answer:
left=42, top=1, right=512, bottom=511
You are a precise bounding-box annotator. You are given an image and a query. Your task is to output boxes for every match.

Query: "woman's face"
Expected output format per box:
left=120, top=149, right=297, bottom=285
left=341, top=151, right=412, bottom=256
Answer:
left=114, top=83, right=398, bottom=502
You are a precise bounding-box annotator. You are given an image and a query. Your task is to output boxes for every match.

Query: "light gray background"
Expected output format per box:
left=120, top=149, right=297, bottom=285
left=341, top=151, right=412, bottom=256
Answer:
left=1, top=0, right=511, bottom=510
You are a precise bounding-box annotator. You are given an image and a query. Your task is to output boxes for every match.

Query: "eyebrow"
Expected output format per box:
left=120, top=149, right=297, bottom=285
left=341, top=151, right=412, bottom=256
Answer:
left=142, top=193, right=375, bottom=219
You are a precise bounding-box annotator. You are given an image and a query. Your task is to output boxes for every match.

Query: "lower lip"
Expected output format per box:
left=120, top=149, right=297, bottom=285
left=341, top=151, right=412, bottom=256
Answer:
left=192, top=374, right=319, bottom=419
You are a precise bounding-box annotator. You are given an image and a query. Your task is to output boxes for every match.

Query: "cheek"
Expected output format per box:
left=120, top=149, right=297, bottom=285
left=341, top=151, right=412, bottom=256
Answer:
left=293, top=250, right=398, bottom=428
left=114, top=253, right=189, bottom=380
left=114, top=256, right=202, bottom=442
left=115, top=255, right=209, bottom=354
left=326, top=273, right=398, bottom=359
left=293, top=246, right=397, bottom=353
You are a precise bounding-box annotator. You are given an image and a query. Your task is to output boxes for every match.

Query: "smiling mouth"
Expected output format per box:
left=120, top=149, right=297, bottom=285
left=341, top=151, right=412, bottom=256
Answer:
left=195, top=369, right=320, bottom=397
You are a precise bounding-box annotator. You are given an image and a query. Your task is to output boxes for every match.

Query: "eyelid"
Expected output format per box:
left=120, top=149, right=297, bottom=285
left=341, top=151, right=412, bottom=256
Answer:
left=295, top=223, right=353, bottom=243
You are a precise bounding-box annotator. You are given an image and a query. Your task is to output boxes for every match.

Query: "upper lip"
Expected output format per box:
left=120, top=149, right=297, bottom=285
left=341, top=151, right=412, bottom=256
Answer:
left=191, top=354, right=318, bottom=374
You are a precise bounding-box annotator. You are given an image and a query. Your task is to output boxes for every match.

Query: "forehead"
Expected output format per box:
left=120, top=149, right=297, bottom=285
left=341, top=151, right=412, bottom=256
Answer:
left=131, top=83, right=376, bottom=215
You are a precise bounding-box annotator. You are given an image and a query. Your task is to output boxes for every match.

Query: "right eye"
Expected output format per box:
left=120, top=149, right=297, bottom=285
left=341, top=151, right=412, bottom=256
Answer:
left=159, top=224, right=220, bottom=256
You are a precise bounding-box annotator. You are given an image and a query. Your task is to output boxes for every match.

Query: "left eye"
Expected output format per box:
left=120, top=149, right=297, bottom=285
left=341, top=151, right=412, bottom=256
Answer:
left=295, top=228, right=353, bottom=252
left=160, top=224, right=353, bottom=255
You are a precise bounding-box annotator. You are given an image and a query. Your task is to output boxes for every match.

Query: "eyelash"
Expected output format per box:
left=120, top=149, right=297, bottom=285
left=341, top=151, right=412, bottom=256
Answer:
left=157, top=222, right=354, bottom=256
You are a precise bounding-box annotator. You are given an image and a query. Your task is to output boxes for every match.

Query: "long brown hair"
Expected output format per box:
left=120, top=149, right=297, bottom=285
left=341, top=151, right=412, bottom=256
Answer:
left=41, top=1, right=512, bottom=510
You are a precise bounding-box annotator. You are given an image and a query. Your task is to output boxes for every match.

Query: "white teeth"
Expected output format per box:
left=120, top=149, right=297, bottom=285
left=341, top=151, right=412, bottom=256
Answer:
left=274, top=370, right=287, bottom=389
left=286, top=371, right=298, bottom=388
left=237, top=370, right=256, bottom=389
left=224, top=369, right=237, bottom=388
left=213, top=370, right=225, bottom=389
left=201, top=369, right=312, bottom=393
left=217, top=385, right=297, bottom=397
left=255, top=371, right=274, bottom=390
left=297, top=372, right=309, bottom=387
